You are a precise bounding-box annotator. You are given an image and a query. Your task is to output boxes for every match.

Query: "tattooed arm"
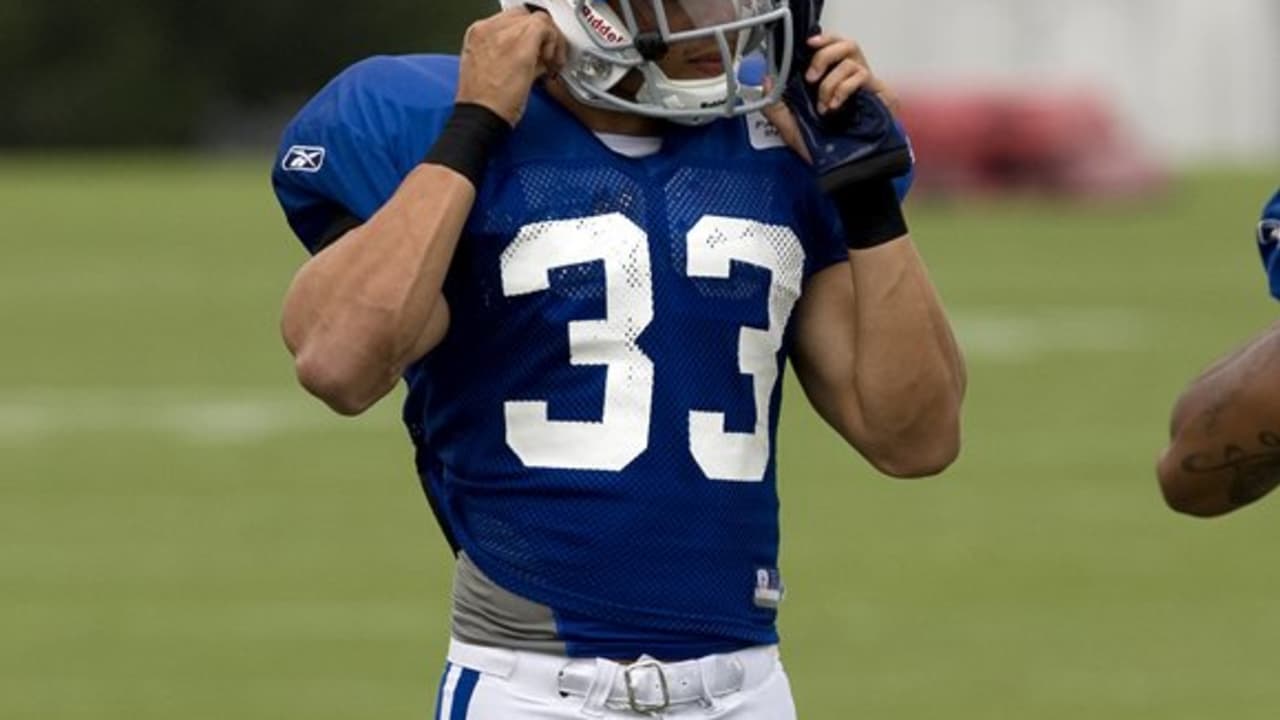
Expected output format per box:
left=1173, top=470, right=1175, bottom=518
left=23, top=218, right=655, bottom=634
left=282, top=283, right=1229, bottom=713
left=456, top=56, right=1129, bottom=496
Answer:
left=1158, top=320, right=1280, bottom=516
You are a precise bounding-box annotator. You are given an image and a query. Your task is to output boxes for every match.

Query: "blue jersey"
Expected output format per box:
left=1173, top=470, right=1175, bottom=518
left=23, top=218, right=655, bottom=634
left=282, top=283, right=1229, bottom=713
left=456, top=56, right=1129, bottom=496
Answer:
left=1258, top=188, right=1280, bottom=300
left=273, top=55, right=856, bottom=659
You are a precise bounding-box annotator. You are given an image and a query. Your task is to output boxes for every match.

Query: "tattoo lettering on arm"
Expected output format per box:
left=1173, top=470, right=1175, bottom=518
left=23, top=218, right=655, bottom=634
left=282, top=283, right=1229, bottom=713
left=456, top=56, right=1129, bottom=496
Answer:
left=1181, top=432, right=1280, bottom=507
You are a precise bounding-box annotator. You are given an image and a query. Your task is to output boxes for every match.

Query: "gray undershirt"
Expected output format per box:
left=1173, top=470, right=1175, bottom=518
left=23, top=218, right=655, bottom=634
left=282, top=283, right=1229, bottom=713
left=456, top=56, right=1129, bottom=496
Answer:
left=450, top=551, right=567, bottom=654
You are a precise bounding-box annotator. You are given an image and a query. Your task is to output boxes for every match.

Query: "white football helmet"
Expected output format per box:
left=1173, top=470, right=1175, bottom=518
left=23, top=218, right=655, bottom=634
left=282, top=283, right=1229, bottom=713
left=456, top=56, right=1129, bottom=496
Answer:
left=499, top=0, right=793, bottom=126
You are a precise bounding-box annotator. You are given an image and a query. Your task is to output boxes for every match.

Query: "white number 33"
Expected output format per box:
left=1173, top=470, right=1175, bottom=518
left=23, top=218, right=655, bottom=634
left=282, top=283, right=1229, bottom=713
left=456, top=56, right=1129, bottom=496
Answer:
left=500, top=213, right=804, bottom=483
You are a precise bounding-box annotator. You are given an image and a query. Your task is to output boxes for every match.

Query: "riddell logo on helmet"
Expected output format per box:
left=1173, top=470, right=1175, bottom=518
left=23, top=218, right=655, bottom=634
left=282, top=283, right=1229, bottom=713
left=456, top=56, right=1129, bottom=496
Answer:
left=580, top=4, right=627, bottom=45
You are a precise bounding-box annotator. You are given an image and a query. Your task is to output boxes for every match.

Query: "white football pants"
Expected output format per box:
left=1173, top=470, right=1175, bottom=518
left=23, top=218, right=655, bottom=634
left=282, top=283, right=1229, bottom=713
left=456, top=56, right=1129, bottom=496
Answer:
left=434, top=638, right=798, bottom=719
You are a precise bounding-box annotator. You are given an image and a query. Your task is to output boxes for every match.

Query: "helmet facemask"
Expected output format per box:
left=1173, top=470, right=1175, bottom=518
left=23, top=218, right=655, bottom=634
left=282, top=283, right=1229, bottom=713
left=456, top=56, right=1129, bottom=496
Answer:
left=556, top=0, right=794, bottom=126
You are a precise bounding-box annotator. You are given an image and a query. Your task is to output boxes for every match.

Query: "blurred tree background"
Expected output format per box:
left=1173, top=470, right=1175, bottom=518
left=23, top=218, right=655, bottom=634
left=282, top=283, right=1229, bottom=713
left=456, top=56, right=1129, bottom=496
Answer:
left=0, top=1, right=488, bottom=148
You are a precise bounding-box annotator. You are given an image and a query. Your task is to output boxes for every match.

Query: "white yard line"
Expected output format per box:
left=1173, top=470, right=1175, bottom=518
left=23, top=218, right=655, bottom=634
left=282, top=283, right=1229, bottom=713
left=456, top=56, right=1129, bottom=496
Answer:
left=950, top=306, right=1155, bottom=361
left=0, top=388, right=390, bottom=445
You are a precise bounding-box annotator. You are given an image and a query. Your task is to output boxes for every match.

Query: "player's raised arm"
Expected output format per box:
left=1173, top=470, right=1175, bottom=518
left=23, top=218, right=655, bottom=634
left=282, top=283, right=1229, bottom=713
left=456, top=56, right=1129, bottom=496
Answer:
left=1158, top=321, right=1280, bottom=516
left=767, top=33, right=966, bottom=478
left=791, top=225, right=966, bottom=478
left=280, top=8, right=566, bottom=416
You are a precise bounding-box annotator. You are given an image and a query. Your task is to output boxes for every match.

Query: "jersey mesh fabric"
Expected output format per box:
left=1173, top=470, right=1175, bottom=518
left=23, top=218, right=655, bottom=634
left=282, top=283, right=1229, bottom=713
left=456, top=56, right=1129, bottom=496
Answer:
left=273, top=55, right=852, bottom=659
left=411, top=119, right=847, bottom=657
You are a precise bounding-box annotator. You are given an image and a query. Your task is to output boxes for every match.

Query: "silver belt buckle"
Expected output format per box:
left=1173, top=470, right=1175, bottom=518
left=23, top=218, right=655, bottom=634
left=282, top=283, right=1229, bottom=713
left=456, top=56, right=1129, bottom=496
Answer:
left=623, top=659, right=670, bottom=714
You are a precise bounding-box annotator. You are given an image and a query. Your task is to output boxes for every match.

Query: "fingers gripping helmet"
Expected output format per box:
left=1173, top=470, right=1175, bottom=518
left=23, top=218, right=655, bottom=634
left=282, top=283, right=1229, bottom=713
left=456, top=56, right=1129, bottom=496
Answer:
left=500, top=0, right=794, bottom=126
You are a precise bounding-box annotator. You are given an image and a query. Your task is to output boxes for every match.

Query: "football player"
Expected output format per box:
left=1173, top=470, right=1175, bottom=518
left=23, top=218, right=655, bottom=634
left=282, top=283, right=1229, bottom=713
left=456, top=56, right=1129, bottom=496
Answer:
left=1158, top=188, right=1280, bottom=517
left=271, top=0, right=965, bottom=716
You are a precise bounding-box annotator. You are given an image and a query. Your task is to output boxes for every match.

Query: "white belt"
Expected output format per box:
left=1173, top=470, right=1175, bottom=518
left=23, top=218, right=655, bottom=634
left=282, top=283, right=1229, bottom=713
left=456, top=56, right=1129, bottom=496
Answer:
left=447, top=638, right=780, bottom=715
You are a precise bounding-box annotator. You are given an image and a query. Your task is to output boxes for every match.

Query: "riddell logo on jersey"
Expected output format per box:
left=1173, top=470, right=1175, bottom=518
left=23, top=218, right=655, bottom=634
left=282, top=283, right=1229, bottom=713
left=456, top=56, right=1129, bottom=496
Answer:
left=580, top=4, right=626, bottom=45
left=748, top=112, right=785, bottom=150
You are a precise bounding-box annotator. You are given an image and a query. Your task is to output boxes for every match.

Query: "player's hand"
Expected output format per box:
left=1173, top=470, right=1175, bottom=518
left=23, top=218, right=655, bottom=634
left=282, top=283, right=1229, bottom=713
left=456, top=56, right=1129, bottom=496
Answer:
left=761, top=33, right=898, bottom=166
left=802, top=34, right=899, bottom=115
left=456, top=7, right=568, bottom=127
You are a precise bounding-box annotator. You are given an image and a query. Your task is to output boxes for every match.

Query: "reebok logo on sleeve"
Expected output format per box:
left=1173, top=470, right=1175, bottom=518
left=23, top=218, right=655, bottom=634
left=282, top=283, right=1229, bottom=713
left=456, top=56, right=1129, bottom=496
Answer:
left=283, top=146, right=326, bottom=173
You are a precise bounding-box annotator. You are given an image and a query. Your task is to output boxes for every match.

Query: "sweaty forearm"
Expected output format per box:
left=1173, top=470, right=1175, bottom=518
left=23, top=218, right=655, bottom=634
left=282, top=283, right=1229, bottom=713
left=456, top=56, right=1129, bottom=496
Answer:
left=282, top=165, right=474, bottom=413
left=1160, top=323, right=1280, bottom=515
left=847, top=239, right=966, bottom=464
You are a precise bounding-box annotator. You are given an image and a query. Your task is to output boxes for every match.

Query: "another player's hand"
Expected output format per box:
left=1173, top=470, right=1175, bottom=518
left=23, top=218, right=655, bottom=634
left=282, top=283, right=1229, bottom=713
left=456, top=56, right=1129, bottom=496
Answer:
left=761, top=33, right=898, bottom=165
left=456, top=7, right=568, bottom=127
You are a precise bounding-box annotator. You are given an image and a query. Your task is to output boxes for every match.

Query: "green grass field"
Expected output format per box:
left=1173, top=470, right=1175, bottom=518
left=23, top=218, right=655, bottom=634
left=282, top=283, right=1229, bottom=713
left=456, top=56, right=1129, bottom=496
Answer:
left=2, top=158, right=1277, bottom=719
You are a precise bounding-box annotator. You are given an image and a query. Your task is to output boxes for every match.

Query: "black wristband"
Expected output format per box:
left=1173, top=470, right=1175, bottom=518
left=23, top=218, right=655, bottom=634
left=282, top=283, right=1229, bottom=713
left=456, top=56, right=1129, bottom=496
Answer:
left=829, top=177, right=909, bottom=250
left=423, top=103, right=511, bottom=188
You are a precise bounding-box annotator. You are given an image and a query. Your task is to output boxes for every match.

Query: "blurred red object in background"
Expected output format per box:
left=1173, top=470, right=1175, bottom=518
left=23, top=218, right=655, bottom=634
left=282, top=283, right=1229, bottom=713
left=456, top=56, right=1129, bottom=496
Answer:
left=896, top=88, right=1169, bottom=199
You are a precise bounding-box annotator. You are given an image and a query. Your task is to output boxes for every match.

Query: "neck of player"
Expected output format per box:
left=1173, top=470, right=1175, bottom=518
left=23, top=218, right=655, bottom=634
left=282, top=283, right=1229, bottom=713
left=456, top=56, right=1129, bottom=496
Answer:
left=542, top=75, right=663, bottom=138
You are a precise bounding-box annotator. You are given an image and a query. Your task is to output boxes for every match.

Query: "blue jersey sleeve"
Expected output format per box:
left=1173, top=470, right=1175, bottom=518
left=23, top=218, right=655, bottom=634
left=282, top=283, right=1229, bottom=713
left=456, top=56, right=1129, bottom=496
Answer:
left=1263, top=188, right=1280, bottom=228
left=803, top=186, right=853, bottom=277
left=1259, top=188, right=1280, bottom=300
left=271, top=55, right=460, bottom=253
left=802, top=171, right=920, bottom=278
left=802, top=125, right=914, bottom=278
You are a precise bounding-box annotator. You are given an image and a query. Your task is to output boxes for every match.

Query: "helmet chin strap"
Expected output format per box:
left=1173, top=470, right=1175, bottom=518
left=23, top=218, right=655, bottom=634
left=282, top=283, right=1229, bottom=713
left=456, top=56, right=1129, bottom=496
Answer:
left=634, top=63, right=736, bottom=126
